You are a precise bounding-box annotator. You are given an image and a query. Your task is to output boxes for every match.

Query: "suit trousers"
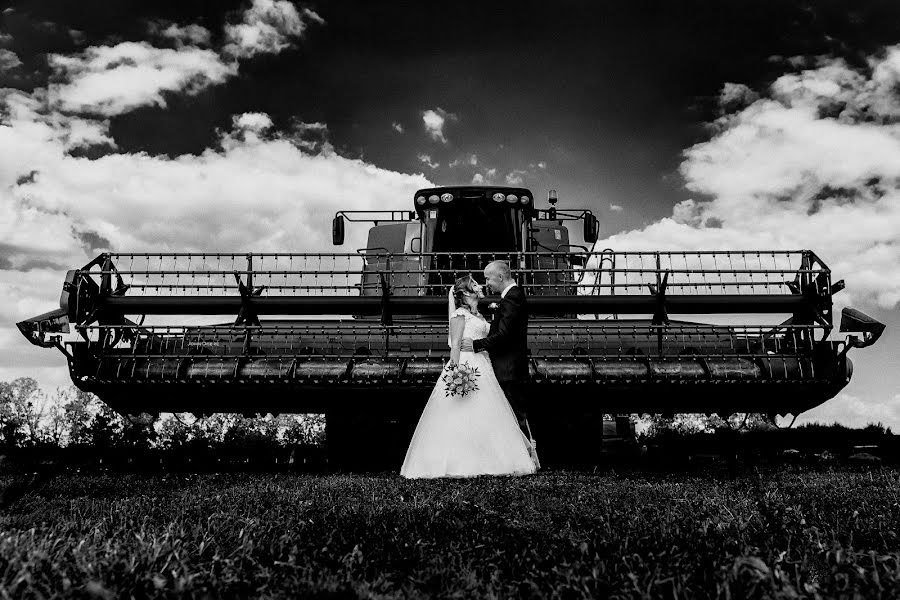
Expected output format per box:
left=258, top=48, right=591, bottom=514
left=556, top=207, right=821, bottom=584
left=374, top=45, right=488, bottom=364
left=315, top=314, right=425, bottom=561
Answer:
left=499, top=381, right=530, bottom=438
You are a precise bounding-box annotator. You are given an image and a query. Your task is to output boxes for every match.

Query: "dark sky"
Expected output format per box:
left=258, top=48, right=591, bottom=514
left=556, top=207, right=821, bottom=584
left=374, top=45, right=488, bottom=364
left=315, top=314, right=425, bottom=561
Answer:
left=6, top=0, right=900, bottom=233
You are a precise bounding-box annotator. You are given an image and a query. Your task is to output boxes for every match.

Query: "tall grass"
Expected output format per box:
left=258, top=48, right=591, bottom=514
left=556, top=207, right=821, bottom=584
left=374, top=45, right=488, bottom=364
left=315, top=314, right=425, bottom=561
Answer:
left=2, top=466, right=899, bottom=598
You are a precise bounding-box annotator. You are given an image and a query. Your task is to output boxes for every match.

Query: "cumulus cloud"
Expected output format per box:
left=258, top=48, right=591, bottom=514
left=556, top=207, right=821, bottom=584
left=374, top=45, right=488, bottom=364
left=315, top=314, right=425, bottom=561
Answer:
left=0, top=33, right=12, bottom=47
left=449, top=154, right=477, bottom=168
left=2, top=114, right=428, bottom=262
left=47, top=42, right=236, bottom=116
left=769, top=55, right=809, bottom=69
left=718, top=82, right=759, bottom=112
left=470, top=167, right=497, bottom=184
left=422, top=107, right=457, bottom=143
left=69, top=30, right=86, bottom=45
left=602, top=45, right=900, bottom=312
left=392, top=122, right=404, bottom=133
left=0, top=49, right=22, bottom=70
left=417, top=153, right=439, bottom=169
left=46, top=2, right=323, bottom=117
left=233, top=111, right=273, bottom=132
left=505, top=170, right=527, bottom=185
left=280, top=120, right=330, bottom=152
left=151, top=21, right=212, bottom=46
left=1, top=88, right=116, bottom=152
left=795, top=393, right=900, bottom=429
left=223, top=0, right=323, bottom=59
left=609, top=203, right=623, bottom=212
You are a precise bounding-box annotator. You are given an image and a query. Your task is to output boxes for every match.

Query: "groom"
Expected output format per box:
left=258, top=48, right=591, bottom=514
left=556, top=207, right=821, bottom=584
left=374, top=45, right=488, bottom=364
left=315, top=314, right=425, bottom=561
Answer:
left=461, top=260, right=531, bottom=438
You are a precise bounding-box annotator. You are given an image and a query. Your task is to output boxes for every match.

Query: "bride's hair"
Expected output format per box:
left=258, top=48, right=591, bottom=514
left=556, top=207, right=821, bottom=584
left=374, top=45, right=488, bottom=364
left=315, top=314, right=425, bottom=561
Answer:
left=452, top=274, right=476, bottom=309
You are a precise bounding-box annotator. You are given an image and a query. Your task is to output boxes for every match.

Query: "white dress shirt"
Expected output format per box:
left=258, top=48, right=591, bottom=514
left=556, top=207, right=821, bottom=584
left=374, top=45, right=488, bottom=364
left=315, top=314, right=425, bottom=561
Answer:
left=500, top=282, right=517, bottom=299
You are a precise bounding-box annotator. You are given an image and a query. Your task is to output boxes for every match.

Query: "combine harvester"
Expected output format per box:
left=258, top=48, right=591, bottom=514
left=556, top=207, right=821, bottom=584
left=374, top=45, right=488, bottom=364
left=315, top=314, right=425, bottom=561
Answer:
left=18, top=186, right=885, bottom=468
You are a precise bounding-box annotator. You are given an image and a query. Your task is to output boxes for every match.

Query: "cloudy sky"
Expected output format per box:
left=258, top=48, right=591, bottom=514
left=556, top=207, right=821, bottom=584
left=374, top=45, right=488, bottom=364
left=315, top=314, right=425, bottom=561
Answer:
left=1, top=0, right=898, bottom=427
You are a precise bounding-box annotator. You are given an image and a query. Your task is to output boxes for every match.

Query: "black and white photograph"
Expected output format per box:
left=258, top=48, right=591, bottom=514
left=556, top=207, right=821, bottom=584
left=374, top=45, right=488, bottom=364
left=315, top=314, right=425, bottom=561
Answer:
left=1, top=0, right=899, bottom=597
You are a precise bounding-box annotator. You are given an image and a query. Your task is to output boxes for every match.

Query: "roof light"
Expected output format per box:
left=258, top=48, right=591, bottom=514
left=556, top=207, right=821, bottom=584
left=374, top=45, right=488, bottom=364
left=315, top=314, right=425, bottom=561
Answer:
left=416, top=195, right=427, bottom=205
left=428, top=194, right=440, bottom=204
left=521, top=195, right=531, bottom=205
left=492, top=192, right=505, bottom=202
left=440, top=192, right=453, bottom=202
left=506, top=194, right=518, bottom=203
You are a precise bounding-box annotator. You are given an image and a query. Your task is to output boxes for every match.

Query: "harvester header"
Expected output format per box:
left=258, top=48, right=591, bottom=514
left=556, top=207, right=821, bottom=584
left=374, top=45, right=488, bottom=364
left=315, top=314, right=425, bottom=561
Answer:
left=17, top=185, right=884, bottom=467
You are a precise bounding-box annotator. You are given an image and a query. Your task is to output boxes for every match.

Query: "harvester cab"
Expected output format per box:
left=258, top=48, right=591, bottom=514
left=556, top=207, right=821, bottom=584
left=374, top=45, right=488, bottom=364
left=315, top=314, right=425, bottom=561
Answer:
left=16, top=185, right=885, bottom=469
left=331, top=186, right=600, bottom=306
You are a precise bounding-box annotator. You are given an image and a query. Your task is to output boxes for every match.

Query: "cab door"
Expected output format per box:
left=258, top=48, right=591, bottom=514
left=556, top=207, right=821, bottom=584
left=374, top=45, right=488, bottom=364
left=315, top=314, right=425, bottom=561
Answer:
left=527, top=220, right=574, bottom=296
left=359, top=223, right=425, bottom=299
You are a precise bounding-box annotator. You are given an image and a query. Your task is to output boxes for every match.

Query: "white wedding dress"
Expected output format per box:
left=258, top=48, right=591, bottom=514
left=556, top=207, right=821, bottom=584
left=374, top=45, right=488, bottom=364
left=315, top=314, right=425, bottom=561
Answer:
left=400, top=307, right=539, bottom=478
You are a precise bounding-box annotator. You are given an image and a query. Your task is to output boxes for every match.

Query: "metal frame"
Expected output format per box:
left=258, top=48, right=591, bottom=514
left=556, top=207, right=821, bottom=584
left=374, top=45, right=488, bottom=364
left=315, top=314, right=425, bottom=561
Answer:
left=333, top=210, right=418, bottom=223
left=46, top=250, right=833, bottom=329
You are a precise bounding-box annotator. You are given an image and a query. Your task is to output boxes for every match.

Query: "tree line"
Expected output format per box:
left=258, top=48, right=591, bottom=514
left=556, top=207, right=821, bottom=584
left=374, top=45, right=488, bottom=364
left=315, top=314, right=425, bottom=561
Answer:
left=2, top=377, right=893, bottom=468
left=0, top=377, right=325, bottom=467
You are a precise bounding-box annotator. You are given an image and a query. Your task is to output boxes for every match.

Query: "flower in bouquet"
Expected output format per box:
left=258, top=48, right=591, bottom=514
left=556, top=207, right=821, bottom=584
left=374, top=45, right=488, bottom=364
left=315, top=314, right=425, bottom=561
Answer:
left=442, top=361, right=480, bottom=397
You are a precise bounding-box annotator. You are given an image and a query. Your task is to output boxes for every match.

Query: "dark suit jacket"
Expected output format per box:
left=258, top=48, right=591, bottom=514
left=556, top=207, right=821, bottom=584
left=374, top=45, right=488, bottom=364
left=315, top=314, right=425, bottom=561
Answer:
left=473, top=285, right=529, bottom=382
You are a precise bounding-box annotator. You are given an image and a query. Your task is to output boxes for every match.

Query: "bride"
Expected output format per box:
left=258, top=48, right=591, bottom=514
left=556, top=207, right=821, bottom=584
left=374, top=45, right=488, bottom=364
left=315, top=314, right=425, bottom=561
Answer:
left=400, top=274, right=539, bottom=478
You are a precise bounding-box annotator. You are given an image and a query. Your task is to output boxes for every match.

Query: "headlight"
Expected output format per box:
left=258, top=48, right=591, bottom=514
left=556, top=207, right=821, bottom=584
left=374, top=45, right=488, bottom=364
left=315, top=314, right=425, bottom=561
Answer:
left=440, top=193, right=453, bottom=202
left=506, top=194, right=518, bottom=203
left=428, top=194, right=440, bottom=204
left=492, top=192, right=505, bottom=202
left=416, top=195, right=426, bottom=205
left=521, top=195, right=531, bottom=205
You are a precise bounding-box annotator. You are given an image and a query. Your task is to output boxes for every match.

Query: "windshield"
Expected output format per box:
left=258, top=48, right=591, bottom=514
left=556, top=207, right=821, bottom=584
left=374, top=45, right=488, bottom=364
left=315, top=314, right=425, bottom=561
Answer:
left=428, top=202, right=522, bottom=289
left=432, top=202, right=520, bottom=253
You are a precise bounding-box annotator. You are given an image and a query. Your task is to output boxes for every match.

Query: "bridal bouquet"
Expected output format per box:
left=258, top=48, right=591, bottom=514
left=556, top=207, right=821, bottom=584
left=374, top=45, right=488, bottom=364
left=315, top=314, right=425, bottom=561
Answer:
left=443, top=362, right=480, bottom=397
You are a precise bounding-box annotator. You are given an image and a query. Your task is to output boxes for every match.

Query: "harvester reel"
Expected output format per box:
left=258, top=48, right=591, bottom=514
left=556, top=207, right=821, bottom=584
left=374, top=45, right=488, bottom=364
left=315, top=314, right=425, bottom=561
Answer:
left=648, top=270, right=670, bottom=326
left=233, top=272, right=266, bottom=327
left=785, top=253, right=838, bottom=331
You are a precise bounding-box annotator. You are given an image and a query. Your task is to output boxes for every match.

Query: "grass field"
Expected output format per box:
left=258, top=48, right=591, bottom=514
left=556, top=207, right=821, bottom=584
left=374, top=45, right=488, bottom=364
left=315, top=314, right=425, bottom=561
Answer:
left=1, top=465, right=899, bottom=599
